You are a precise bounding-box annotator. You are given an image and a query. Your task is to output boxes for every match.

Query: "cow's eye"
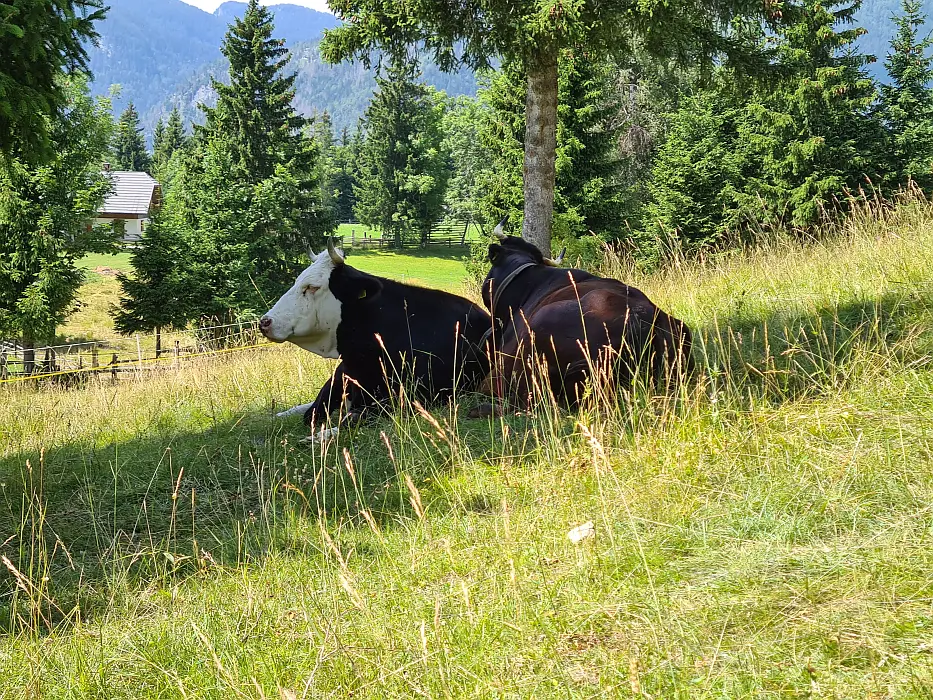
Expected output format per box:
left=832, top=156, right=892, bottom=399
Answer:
left=302, top=285, right=320, bottom=296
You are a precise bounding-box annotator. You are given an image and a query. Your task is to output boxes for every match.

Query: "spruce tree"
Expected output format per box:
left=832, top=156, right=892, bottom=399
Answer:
left=642, top=87, right=750, bottom=256
left=168, top=0, right=331, bottom=322
left=153, top=107, right=188, bottom=176
left=114, top=210, right=191, bottom=356
left=332, top=125, right=361, bottom=222
left=0, top=0, right=107, bottom=163
left=355, top=55, right=448, bottom=248
left=203, top=0, right=305, bottom=182
left=441, top=95, right=491, bottom=234
left=322, top=0, right=774, bottom=255
left=740, top=0, right=884, bottom=227
left=881, top=0, right=933, bottom=189
left=153, top=118, right=166, bottom=160
left=113, top=102, right=152, bottom=172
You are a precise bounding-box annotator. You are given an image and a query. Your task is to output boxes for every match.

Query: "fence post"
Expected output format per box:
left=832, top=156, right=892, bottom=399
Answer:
left=136, top=334, right=143, bottom=374
left=111, top=353, right=118, bottom=383
left=0, top=351, right=6, bottom=381
left=91, top=344, right=99, bottom=368
left=173, top=340, right=180, bottom=369
left=44, top=348, right=54, bottom=373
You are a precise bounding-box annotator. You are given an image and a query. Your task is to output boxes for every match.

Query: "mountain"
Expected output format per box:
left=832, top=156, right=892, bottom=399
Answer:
left=87, top=0, right=925, bottom=143
left=88, top=0, right=477, bottom=142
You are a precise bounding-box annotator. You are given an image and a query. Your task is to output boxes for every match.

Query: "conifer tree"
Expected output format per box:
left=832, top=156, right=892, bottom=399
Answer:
left=331, top=125, right=361, bottom=222
left=153, top=107, right=188, bottom=176
left=441, top=95, right=491, bottom=234
left=322, top=0, right=774, bottom=255
left=166, top=0, right=330, bottom=322
left=355, top=55, right=448, bottom=247
left=0, top=0, right=107, bottom=163
left=310, top=111, right=338, bottom=218
left=153, top=118, right=166, bottom=159
left=642, top=87, right=750, bottom=255
left=740, top=0, right=884, bottom=227
left=113, top=102, right=151, bottom=172
left=114, top=210, right=192, bottom=356
left=881, top=0, right=933, bottom=188
left=203, top=0, right=305, bottom=182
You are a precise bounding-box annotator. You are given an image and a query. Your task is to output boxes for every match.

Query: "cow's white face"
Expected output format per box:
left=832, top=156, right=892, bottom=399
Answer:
left=260, top=251, right=342, bottom=358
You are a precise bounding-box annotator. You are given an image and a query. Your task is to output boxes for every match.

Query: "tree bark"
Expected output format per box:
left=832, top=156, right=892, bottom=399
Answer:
left=522, top=45, right=559, bottom=257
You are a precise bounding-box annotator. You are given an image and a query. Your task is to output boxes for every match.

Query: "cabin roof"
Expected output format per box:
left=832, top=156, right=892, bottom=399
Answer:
left=98, top=170, right=161, bottom=218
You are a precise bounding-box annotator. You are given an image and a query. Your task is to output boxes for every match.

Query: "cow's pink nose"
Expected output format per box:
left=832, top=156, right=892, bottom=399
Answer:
left=259, top=317, right=272, bottom=331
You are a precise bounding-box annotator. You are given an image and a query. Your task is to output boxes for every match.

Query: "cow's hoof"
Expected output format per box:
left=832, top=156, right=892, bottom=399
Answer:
left=468, top=402, right=503, bottom=419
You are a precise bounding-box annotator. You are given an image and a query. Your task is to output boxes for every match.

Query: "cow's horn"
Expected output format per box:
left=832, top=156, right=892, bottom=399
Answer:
left=492, top=217, right=508, bottom=241
left=327, top=237, right=345, bottom=265
left=543, top=247, right=566, bottom=267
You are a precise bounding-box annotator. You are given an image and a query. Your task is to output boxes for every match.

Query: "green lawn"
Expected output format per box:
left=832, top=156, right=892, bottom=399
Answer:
left=348, top=247, right=471, bottom=293
left=77, top=251, right=134, bottom=274
left=4, top=201, right=933, bottom=696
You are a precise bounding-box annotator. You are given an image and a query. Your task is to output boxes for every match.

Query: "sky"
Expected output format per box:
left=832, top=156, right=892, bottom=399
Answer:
left=178, top=0, right=332, bottom=13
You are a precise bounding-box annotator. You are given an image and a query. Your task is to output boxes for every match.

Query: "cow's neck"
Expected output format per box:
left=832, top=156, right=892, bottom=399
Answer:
left=490, top=262, right=537, bottom=320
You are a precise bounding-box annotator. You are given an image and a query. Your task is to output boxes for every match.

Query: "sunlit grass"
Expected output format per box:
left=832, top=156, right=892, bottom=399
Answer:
left=3, top=197, right=933, bottom=696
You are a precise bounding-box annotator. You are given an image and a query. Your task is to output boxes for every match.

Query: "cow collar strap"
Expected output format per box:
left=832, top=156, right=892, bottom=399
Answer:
left=490, top=262, right=537, bottom=318
left=480, top=261, right=537, bottom=349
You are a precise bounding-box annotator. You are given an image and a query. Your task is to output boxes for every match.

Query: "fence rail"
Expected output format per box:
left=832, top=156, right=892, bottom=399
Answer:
left=0, top=320, right=266, bottom=386
left=339, top=218, right=477, bottom=250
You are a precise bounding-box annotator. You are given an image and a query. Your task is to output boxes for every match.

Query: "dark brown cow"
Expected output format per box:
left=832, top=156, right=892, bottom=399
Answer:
left=480, top=233, right=693, bottom=408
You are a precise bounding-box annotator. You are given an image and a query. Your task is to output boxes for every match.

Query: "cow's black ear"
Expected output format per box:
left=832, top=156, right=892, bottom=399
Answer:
left=488, top=243, right=503, bottom=264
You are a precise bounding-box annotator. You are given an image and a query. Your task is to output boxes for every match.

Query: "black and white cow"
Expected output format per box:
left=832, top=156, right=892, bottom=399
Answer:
left=260, top=240, right=492, bottom=438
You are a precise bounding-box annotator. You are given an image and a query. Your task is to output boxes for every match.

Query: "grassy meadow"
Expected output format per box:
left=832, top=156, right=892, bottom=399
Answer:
left=3, top=200, right=933, bottom=696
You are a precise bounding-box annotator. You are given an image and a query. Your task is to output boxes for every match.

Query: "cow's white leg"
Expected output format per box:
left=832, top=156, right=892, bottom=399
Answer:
left=276, top=402, right=315, bottom=418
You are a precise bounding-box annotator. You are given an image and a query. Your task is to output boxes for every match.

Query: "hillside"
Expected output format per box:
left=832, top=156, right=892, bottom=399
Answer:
left=3, top=200, right=933, bottom=694
left=88, top=0, right=477, bottom=138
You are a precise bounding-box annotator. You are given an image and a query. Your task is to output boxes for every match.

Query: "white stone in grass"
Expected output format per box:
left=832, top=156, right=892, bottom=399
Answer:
left=567, top=521, right=595, bottom=544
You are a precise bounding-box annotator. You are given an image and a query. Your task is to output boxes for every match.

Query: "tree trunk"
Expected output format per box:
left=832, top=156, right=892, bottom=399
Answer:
left=155, top=327, right=162, bottom=358
left=522, top=45, right=559, bottom=257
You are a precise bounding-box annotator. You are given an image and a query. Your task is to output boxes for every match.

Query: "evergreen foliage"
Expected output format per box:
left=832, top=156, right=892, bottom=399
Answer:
left=0, top=78, right=115, bottom=356
left=113, top=102, right=152, bottom=172
left=203, top=0, right=305, bottom=182
left=331, top=125, right=362, bottom=222
left=153, top=107, right=188, bottom=176
left=355, top=56, right=448, bottom=247
left=880, top=0, right=933, bottom=187
left=441, top=95, right=491, bottom=229
left=159, top=0, right=331, bottom=323
left=114, top=210, right=192, bottom=355
left=0, top=0, right=107, bottom=163
left=322, top=0, right=774, bottom=253
left=642, top=89, right=750, bottom=255
left=741, top=0, right=884, bottom=227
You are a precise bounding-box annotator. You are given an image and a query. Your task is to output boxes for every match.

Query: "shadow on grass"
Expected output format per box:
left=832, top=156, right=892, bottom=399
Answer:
left=695, top=286, right=933, bottom=406
left=1, top=285, right=930, bottom=634
left=0, top=386, right=518, bottom=633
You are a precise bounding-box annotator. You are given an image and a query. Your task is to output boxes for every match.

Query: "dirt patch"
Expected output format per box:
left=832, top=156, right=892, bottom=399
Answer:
left=94, top=266, right=119, bottom=277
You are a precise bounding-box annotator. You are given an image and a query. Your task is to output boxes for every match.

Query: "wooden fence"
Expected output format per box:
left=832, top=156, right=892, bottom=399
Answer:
left=0, top=321, right=266, bottom=387
left=339, top=219, right=478, bottom=250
